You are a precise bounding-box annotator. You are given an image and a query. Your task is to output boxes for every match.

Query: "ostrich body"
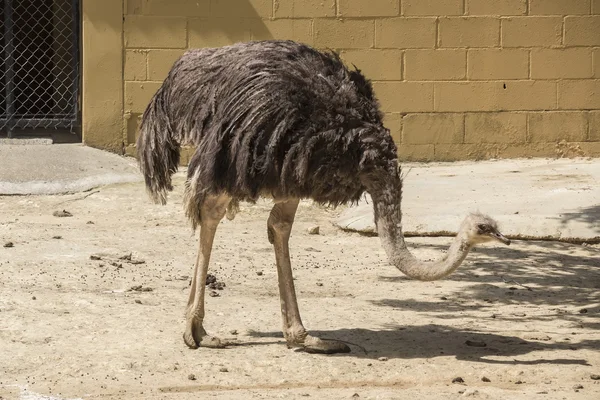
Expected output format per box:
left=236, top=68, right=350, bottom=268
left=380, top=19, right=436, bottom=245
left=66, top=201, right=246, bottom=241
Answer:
left=137, top=40, right=510, bottom=354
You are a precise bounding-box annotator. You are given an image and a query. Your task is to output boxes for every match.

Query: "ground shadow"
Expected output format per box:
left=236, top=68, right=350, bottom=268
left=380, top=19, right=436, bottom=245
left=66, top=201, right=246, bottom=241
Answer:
left=248, top=325, right=595, bottom=365
left=371, top=240, right=599, bottom=332
left=558, top=204, right=600, bottom=234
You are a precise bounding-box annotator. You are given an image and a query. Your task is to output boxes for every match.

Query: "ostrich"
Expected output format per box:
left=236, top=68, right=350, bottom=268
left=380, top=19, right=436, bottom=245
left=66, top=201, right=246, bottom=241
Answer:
left=137, top=40, right=510, bottom=354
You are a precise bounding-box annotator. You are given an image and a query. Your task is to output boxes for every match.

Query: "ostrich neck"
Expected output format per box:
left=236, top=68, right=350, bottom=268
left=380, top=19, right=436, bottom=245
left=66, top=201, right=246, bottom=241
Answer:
left=372, top=187, right=472, bottom=282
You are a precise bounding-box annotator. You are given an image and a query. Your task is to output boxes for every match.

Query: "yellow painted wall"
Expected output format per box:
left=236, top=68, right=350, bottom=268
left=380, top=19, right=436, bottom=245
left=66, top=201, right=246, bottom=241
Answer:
left=85, top=0, right=600, bottom=162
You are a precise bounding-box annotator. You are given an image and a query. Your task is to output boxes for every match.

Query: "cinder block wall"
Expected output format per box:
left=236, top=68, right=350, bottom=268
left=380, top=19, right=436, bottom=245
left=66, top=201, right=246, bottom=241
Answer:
left=122, top=0, right=600, bottom=162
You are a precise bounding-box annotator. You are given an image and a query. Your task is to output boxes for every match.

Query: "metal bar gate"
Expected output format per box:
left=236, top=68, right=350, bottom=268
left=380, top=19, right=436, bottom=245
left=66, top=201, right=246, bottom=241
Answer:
left=1, top=0, right=80, bottom=138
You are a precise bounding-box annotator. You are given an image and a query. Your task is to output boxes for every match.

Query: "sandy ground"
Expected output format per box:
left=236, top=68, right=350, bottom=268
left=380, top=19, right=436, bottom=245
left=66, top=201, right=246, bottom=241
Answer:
left=1, top=175, right=599, bottom=400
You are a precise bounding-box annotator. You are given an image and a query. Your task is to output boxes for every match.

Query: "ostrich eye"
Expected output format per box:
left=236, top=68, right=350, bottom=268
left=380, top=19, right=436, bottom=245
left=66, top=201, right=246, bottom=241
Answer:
left=477, top=224, right=489, bottom=233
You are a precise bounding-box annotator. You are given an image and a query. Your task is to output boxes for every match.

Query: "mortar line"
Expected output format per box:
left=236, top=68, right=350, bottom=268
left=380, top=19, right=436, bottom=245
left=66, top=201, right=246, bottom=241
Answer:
left=435, top=17, right=439, bottom=49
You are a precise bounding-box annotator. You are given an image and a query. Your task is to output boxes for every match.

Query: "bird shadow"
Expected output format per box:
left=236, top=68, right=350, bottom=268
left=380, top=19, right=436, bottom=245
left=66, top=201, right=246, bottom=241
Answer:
left=247, top=325, right=594, bottom=365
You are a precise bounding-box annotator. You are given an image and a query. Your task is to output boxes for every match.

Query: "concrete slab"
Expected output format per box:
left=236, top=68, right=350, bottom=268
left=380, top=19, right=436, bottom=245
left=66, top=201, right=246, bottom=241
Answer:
left=0, top=144, right=142, bottom=195
left=335, top=158, right=600, bottom=243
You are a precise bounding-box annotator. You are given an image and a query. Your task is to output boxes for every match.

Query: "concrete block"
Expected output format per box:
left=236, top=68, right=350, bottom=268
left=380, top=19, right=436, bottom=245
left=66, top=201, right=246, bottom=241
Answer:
left=188, top=18, right=251, bottom=48
left=501, top=17, right=562, bottom=47
left=125, top=113, right=142, bottom=145
left=467, top=49, right=528, bottom=80
left=434, top=81, right=556, bottom=112
left=465, top=112, right=526, bottom=143
left=529, top=112, right=588, bottom=142
left=439, top=17, right=500, bottom=47
left=405, top=49, right=466, bottom=80
left=124, top=50, right=147, bottom=81
left=402, top=0, right=463, bottom=16
left=595, top=0, right=600, bottom=13
left=314, top=19, right=374, bottom=49
left=147, top=50, right=185, bottom=81
left=397, top=144, right=435, bottom=161
left=250, top=19, right=313, bottom=44
left=338, top=0, right=399, bottom=17
left=143, top=0, right=209, bottom=17
left=274, top=0, right=335, bottom=18
left=466, top=0, right=527, bottom=15
left=341, top=50, right=402, bottom=80
left=373, top=82, right=434, bottom=113
left=531, top=48, right=593, bottom=79
left=126, top=0, right=143, bottom=15
left=529, top=0, right=591, bottom=15
left=558, top=80, right=600, bottom=109
left=211, top=0, right=272, bottom=18
left=375, top=18, right=437, bottom=48
left=124, top=16, right=187, bottom=48
left=594, top=49, right=600, bottom=77
left=565, top=16, right=600, bottom=46
left=125, top=81, right=163, bottom=114
left=589, top=111, right=600, bottom=141
left=402, top=113, right=464, bottom=144
left=434, top=143, right=498, bottom=161
left=383, top=113, right=403, bottom=143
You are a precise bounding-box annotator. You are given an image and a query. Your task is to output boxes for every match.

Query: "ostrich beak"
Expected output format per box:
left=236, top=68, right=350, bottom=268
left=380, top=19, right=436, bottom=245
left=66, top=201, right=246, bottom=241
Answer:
left=491, top=231, right=511, bottom=245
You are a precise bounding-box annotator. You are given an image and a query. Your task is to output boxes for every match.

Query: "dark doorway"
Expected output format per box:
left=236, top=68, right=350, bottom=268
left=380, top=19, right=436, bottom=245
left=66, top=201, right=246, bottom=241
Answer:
left=1, top=0, right=80, bottom=139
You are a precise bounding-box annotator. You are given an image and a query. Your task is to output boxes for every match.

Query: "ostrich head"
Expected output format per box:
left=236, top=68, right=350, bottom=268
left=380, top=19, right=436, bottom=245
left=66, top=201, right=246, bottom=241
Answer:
left=463, top=212, right=511, bottom=246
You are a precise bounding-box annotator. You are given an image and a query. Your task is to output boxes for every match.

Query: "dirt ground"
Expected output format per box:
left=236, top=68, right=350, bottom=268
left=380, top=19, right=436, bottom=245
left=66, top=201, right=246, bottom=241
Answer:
left=1, top=175, right=599, bottom=400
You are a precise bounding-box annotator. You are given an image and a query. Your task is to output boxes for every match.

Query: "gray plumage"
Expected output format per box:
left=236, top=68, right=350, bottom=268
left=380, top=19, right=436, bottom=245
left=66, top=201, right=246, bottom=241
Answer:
left=137, top=40, right=400, bottom=229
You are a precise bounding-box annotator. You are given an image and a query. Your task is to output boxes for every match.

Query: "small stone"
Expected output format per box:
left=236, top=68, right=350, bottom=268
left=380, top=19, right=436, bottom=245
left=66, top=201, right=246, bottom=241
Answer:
left=377, top=357, right=388, bottom=362
left=481, top=376, right=491, bottom=382
left=209, top=281, right=226, bottom=290
left=219, top=367, right=228, bottom=373
left=230, top=330, right=238, bottom=335
left=579, top=308, right=588, bottom=314
left=209, top=290, right=220, bottom=297
left=462, top=389, right=479, bottom=397
left=53, top=210, right=73, bottom=218
left=32, top=296, right=36, bottom=300
left=86, top=220, right=94, bottom=224
left=206, top=274, right=217, bottom=285
left=573, top=384, right=584, bottom=390
left=3, top=242, right=14, bottom=248
left=465, top=340, right=487, bottom=348
left=316, top=282, right=323, bottom=287
left=135, top=299, right=142, bottom=304
left=187, top=374, right=196, bottom=381
left=52, top=235, right=62, bottom=239
left=452, top=377, right=465, bottom=384
left=515, top=380, right=524, bottom=385
left=440, top=296, right=448, bottom=300
left=308, top=226, right=320, bottom=235
left=256, top=271, right=263, bottom=276
left=90, top=255, right=102, bottom=260
left=351, top=394, right=360, bottom=398
left=590, top=374, right=600, bottom=380
left=367, top=363, right=372, bottom=366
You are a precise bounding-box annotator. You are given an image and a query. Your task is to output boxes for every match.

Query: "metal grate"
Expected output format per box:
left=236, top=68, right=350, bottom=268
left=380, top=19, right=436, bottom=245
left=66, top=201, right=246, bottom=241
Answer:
left=1, top=0, right=80, bottom=138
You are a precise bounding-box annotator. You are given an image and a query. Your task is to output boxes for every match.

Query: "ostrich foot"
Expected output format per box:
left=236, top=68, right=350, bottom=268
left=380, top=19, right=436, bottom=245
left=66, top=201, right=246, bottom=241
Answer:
left=183, top=318, right=226, bottom=349
left=294, top=335, right=351, bottom=354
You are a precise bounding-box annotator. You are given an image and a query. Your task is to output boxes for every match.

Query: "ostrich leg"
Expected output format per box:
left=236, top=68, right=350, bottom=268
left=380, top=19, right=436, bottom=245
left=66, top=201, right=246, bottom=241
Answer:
left=268, top=199, right=350, bottom=354
left=183, top=194, right=230, bottom=349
